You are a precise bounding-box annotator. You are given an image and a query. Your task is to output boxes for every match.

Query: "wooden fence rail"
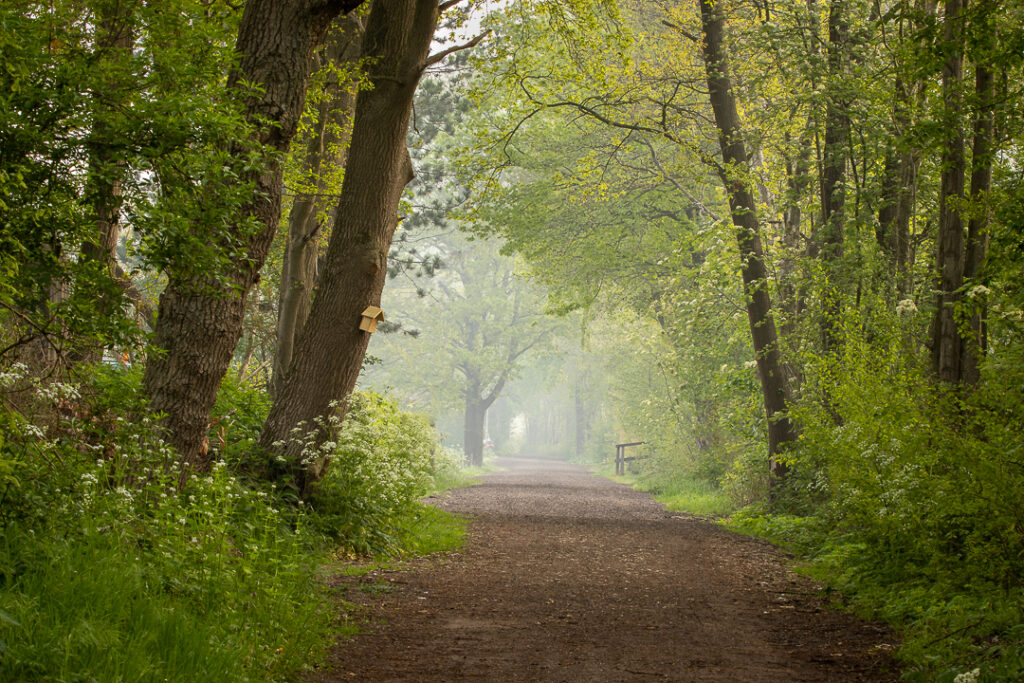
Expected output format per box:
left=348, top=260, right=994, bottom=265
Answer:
left=615, top=441, right=647, bottom=475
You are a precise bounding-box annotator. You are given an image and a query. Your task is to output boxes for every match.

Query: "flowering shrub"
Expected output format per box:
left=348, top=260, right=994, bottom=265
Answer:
left=0, top=366, right=463, bottom=681
left=309, top=392, right=440, bottom=554
left=729, top=305, right=1024, bottom=681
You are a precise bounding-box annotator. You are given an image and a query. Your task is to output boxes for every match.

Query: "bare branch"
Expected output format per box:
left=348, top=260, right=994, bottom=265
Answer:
left=425, top=29, right=491, bottom=67
left=662, top=20, right=700, bottom=43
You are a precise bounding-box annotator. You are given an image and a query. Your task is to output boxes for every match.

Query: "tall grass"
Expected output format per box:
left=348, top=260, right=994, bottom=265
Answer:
left=0, top=366, right=467, bottom=681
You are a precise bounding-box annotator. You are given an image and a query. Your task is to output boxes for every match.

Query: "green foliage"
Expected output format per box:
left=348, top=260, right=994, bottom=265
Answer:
left=0, top=0, right=263, bottom=362
left=613, top=463, right=734, bottom=517
left=723, top=302, right=1024, bottom=680
left=308, top=392, right=448, bottom=555
left=0, top=364, right=331, bottom=681
left=0, top=365, right=467, bottom=681
left=459, top=2, right=1024, bottom=679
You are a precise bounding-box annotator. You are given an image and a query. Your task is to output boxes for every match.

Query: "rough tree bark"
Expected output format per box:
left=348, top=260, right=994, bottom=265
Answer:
left=699, top=0, right=798, bottom=476
left=271, top=16, right=364, bottom=398
left=143, top=0, right=365, bottom=471
left=259, top=0, right=442, bottom=493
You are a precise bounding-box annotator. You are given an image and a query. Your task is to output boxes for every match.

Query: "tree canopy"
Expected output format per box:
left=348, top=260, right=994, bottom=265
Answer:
left=3, top=0, right=1024, bottom=678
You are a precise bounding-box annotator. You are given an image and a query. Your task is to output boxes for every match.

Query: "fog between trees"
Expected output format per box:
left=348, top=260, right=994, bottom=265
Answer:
left=3, top=0, right=1024, bottom=679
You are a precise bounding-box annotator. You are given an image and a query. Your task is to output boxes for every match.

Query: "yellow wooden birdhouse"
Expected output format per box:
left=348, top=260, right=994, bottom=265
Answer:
left=359, top=306, right=385, bottom=333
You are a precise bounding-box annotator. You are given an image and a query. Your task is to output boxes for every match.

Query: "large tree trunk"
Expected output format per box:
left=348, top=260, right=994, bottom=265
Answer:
left=143, top=1, right=365, bottom=470
left=271, top=17, right=363, bottom=398
left=699, top=0, right=798, bottom=476
left=259, top=0, right=440, bottom=493
left=931, top=0, right=967, bottom=383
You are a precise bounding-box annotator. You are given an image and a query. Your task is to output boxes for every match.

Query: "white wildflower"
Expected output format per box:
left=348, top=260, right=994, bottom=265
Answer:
left=967, top=284, right=991, bottom=299
left=896, top=299, right=918, bottom=317
left=38, top=381, right=80, bottom=402
left=953, top=668, right=981, bottom=683
left=22, top=423, right=46, bottom=439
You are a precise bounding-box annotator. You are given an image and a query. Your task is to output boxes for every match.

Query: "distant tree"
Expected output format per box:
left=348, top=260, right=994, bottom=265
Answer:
left=368, top=235, right=560, bottom=466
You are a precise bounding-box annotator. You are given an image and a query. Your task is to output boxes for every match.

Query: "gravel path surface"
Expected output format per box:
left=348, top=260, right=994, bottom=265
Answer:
left=313, top=457, right=898, bottom=682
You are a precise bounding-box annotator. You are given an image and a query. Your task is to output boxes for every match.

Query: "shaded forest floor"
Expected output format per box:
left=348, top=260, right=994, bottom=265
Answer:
left=311, top=458, right=899, bottom=682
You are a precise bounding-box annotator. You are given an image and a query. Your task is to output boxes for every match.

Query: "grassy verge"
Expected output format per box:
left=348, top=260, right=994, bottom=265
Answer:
left=596, top=462, right=733, bottom=517
left=0, top=370, right=475, bottom=683
left=0, top=479, right=472, bottom=683
left=597, top=450, right=1024, bottom=681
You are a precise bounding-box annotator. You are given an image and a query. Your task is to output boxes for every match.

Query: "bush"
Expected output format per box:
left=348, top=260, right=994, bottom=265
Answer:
left=741, top=307, right=1024, bottom=680
left=309, top=392, right=442, bottom=555
left=0, top=368, right=466, bottom=681
left=0, top=364, right=334, bottom=681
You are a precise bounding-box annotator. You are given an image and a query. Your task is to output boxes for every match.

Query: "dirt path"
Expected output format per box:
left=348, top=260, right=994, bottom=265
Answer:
left=313, top=457, right=898, bottom=682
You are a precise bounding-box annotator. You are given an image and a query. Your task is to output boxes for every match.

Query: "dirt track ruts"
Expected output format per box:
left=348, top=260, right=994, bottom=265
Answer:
left=311, top=457, right=899, bottom=682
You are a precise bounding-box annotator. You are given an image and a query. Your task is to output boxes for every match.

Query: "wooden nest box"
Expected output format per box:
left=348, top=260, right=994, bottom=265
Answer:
left=359, top=305, right=385, bottom=333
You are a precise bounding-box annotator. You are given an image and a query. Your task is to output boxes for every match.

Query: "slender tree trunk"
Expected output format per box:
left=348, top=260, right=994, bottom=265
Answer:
left=271, top=17, right=363, bottom=397
left=699, top=0, right=798, bottom=476
left=74, top=3, right=135, bottom=363
left=779, top=124, right=813, bottom=390
left=82, top=14, right=130, bottom=269
left=961, top=52, right=996, bottom=385
left=780, top=127, right=813, bottom=322
left=878, top=0, right=931, bottom=299
left=143, top=0, right=365, bottom=470
left=877, top=118, right=919, bottom=299
left=259, top=0, right=440, bottom=493
left=574, top=377, right=587, bottom=460
left=464, top=392, right=486, bottom=467
left=932, top=0, right=967, bottom=383
left=819, top=0, right=849, bottom=354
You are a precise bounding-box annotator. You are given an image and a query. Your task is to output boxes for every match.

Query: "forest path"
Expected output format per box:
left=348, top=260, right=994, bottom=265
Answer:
left=312, top=457, right=898, bottom=682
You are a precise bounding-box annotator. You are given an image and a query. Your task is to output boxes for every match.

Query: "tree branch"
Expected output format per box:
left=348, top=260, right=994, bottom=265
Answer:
left=662, top=20, right=700, bottom=44
left=426, top=29, right=491, bottom=67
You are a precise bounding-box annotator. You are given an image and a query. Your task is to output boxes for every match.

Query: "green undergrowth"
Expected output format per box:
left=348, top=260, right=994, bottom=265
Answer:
left=727, top=509, right=1024, bottom=683
left=428, top=462, right=494, bottom=494
left=724, top=323, right=1024, bottom=682
left=0, top=365, right=469, bottom=682
left=598, top=462, right=734, bottom=517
